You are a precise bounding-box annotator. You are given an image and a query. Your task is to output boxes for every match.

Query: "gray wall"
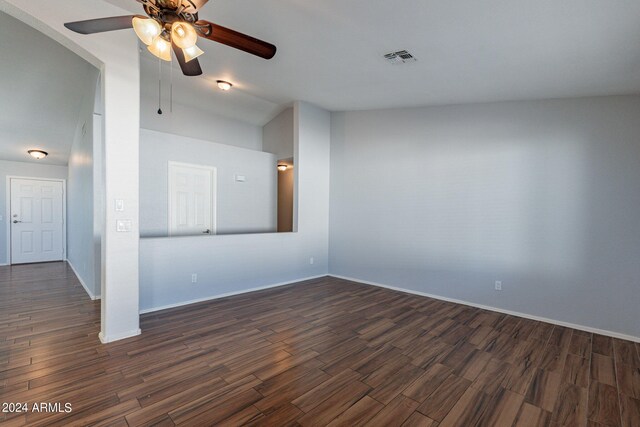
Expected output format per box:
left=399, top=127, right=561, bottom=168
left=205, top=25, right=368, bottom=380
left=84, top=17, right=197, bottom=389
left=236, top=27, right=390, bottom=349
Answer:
left=263, top=107, right=294, bottom=160
left=67, top=70, right=99, bottom=297
left=330, top=95, right=640, bottom=338
left=0, top=160, right=68, bottom=265
left=139, top=129, right=277, bottom=237
left=139, top=102, right=330, bottom=312
left=141, top=96, right=263, bottom=151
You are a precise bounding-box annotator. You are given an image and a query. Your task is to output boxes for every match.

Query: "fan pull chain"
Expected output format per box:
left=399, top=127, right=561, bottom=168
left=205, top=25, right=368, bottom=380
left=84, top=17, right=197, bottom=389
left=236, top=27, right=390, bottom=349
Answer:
left=170, top=56, right=173, bottom=113
left=157, top=57, right=163, bottom=115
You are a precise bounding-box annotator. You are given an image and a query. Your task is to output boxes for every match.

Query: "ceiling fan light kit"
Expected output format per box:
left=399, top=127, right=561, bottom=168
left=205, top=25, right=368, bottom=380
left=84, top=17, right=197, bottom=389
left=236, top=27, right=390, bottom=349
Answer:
left=183, top=45, right=204, bottom=62
left=171, top=22, right=198, bottom=49
left=148, top=35, right=172, bottom=61
left=64, top=0, right=277, bottom=77
left=132, top=16, right=161, bottom=45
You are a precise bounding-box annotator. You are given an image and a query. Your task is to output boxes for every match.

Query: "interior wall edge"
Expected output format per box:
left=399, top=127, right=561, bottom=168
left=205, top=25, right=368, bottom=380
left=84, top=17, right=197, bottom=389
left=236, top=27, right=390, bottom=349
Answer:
left=67, top=259, right=100, bottom=301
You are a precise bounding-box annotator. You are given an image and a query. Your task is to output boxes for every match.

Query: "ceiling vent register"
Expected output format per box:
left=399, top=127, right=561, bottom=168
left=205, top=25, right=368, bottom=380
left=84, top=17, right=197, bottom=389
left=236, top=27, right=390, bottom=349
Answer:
left=384, top=50, right=417, bottom=64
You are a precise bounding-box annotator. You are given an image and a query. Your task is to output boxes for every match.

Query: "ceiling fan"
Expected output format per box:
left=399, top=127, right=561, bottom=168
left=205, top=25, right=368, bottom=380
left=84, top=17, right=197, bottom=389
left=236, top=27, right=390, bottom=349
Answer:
left=64, top=0, right=277, bottom=77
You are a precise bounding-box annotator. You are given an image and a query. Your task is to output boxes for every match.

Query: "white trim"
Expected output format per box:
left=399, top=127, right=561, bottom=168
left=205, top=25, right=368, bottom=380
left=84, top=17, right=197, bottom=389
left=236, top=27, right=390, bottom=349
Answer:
left=0, top=263, right=8, bottom=266
left=167, top=161, right=217, bottom=237
left=140, top=274, right=327, bottom=314
left=98, top=329, right=141, bottom=344
left=67, top=260, right=100, bottom=300
left=6, top=176, right=67, bottom=265
left=329, top=274, right=640, bottom=344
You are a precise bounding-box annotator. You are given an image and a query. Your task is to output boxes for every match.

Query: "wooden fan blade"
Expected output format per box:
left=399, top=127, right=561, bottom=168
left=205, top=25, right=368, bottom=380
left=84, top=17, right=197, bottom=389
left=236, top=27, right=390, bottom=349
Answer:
left=64, top=15, right=139, bottom=35
left=196, top=20, right=276, bottom=59
left=172, top=42, right=203, bottom=76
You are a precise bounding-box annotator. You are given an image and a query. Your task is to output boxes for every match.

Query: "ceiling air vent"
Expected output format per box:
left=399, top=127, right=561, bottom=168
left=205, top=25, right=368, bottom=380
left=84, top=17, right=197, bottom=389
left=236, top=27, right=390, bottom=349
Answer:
left=384, top=50, right=417, bottom=64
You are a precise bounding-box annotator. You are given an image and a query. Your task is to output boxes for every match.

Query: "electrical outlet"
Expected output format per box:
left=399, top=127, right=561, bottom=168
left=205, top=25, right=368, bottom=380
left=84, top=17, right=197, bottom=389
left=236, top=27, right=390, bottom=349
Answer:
left=191, top=273, right=198, bottom=283
left=495, top=281, right=502, bottom=291
left=309, top=257, right=314, bottom=265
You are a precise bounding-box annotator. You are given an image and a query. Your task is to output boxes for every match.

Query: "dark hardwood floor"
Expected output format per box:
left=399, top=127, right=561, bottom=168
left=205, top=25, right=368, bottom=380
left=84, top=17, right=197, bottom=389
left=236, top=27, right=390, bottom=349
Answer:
left=1, top=262, right=639, bottom=426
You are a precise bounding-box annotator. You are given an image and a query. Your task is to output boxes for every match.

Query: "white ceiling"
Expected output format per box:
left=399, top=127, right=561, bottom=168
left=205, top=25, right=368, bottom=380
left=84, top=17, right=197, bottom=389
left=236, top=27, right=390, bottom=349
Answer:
left=113, top=0, right=640, bottom=117
left=4, top=0, right=640, bottom=157
left=0, top=12, right=98, bottom=166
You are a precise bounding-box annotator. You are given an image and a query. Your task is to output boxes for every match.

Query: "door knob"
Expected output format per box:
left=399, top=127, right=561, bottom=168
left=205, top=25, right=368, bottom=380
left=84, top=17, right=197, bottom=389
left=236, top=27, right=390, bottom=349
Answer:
left=12, top=220, right=22, bottom=224
left=203, top=229, right=211, bottom=234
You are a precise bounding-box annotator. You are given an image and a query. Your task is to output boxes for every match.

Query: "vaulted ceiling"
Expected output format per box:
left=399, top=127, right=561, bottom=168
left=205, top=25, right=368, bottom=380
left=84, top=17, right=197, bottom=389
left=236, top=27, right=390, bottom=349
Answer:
left=0, top=11, right=98, bottom=166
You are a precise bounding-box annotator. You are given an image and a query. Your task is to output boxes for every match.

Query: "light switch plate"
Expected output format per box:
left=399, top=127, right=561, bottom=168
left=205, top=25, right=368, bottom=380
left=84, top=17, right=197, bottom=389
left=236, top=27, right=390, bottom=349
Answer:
left=235, top=175, right=246, bottom=182
left=115, top=199, right=124, bottom=212
left=116, top=220, right=132, bottom=232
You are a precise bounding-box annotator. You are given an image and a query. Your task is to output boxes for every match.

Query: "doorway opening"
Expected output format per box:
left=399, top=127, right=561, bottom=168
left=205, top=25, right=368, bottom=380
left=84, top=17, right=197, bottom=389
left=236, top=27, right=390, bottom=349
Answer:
left=277, top=158, right=294, bottom=232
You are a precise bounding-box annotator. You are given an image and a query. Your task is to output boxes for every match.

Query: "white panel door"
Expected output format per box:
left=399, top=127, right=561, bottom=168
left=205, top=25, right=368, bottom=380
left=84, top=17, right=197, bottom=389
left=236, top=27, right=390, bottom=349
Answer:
left=10, top=179, right=65, bottom=264
left=168, top=163, right=215, bottom=236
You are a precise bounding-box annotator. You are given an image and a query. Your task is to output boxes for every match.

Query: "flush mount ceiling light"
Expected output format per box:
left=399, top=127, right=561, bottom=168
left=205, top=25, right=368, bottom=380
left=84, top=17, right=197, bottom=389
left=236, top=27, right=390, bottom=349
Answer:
left=277, top=164, right=288, bottom=172
left=217, top=80, right=233, bottom=91
left=28, top=150, right=48, bottom=160
left=64, top=0, right=277, bottom=77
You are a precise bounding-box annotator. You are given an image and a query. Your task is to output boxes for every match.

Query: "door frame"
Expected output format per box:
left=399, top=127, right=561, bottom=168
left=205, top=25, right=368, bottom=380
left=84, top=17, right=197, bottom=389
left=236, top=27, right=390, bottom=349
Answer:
left=167, top=161, right=217, bottom=237
left=6, top=176, right=67, bottom=265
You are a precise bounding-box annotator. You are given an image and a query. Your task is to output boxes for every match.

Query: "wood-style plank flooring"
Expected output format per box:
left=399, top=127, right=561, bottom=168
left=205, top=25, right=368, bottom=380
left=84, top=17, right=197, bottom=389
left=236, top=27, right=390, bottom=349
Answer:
left=1, top=262, right=639, bottom=426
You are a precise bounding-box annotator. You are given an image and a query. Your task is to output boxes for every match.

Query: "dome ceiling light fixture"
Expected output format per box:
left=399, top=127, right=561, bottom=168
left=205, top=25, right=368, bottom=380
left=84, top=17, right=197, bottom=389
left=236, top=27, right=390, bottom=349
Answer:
left=217, top=80, right=233, bottom=91
left=28, top=150, right=48, bottom=160
left=64, top=0, right=277, bottom=77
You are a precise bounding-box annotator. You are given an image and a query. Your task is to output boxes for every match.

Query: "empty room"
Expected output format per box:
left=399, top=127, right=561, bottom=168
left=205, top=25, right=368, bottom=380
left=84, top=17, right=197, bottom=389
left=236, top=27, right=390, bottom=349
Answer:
left=0, top=0, right=639, bottom=426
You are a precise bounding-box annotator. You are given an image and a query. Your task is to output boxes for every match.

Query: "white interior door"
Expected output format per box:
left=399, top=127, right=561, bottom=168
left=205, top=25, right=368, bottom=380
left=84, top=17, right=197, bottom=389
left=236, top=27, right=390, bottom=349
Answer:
left=10, top=179, right=65, bottom=264
left=168, top=162, right=215, bottom=236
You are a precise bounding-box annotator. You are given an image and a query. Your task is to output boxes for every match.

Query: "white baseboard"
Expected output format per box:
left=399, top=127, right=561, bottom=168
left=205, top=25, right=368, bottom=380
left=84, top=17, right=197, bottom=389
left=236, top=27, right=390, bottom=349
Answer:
left=66, top=260, right=100, bottom=301
left=98, top=329, right=141, bottom=344
left=329, top=274, right=640, bottom=344
left=140, top=274, right=328, bottom=314
left=0, top=263, right=8, bottom=266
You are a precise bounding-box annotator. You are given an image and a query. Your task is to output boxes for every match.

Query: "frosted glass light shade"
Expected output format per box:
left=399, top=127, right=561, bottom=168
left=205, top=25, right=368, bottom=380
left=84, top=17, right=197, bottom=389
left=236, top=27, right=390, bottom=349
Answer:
left=217, top=80, right=233, bottom=91
left=183, top=45, right=204, bottom=62
left=132, top=17, right=161, bottom=45
left=28, top=150, right=48, bottom=159
left=171, top=22, right=198, bottom=49
left=148, top=36, right=172, bottom=61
